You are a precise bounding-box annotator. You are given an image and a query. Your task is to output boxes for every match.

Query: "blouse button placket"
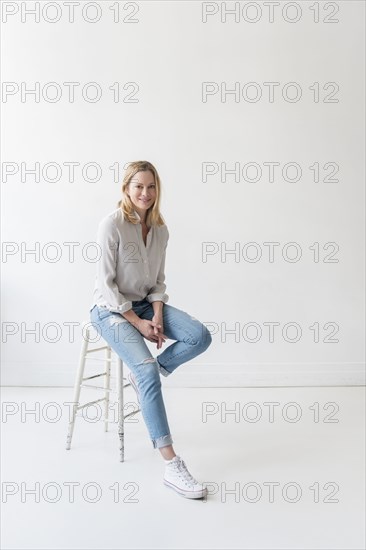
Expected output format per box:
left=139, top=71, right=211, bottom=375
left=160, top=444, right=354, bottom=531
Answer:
left=138, top=224, right=150, bottom=279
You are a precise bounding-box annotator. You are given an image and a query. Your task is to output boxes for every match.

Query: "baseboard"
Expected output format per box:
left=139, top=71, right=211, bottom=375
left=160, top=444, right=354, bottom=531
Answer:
left=1, top=361, right=365, bottom=387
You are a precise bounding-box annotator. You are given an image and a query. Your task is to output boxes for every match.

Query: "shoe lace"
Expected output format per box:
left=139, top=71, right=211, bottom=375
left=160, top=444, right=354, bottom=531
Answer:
left=174, top=457, right=198, bottom=486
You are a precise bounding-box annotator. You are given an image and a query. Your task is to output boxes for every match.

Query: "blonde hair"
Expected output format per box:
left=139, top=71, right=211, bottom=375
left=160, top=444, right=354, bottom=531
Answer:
left=117, top=161, right=166, bottom=227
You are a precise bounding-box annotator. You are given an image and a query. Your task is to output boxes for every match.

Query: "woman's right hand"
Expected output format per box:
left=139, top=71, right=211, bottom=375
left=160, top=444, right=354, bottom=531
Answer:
left=137, top=318, right=168, bottom=344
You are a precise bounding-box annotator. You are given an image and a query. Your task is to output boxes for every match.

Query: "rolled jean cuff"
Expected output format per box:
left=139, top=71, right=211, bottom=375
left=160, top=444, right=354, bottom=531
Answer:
left=152, top=433, right=173, bottom=449
left=157, top=362, right=171, bottom=377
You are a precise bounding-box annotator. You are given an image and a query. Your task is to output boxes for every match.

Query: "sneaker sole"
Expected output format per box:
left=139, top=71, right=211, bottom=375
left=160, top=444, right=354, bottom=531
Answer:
left=163, top=479, right=207, bottom=499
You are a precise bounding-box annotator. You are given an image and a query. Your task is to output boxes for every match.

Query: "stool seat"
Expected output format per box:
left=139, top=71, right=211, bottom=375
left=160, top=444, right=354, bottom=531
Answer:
left=65, top=319, right=141, bottom=462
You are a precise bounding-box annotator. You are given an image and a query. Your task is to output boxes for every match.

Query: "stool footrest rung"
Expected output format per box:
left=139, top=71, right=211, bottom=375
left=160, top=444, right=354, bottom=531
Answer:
left=80, top=384, right=115, bottom=393
left=80, top=383, right=131, bottom=392
left=85, top=346, right=110, bottom=353
left=124, top=409, right=141, bottom=418
left=85, top=357, right=117, bottom=363
left=75, top=408, right=140, bottom=422
left=82, top=372, right=108, bottom=381
left=81, top=372, right=121, bottom=381
left=82, top=373, right=126, bottom=382
left=76, top=397, right=106, bottom=409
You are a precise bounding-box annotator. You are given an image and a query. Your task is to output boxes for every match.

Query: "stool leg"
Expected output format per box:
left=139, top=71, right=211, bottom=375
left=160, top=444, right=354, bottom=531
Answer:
left=116, top=357, right=124, bottom=462
left=66, top=326, right=89, bottom=450
left=104, top=346, right=111, bottom=432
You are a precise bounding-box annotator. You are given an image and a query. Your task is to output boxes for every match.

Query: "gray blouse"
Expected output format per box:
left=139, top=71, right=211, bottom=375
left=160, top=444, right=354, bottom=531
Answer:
left=90, top=207, right=169, bottom=314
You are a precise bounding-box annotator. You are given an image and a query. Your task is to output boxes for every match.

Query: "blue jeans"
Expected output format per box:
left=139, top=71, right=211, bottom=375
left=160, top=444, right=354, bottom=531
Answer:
left=89, top=299, right=212, bottom=449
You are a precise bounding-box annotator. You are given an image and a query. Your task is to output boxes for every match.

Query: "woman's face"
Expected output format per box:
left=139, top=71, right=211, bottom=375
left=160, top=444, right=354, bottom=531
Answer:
left=127, top=170, right=157, bottom=217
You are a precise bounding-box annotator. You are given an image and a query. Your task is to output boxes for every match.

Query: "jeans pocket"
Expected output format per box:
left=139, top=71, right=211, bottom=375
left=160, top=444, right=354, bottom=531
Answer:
left=97, top=306, right=112, bottom=321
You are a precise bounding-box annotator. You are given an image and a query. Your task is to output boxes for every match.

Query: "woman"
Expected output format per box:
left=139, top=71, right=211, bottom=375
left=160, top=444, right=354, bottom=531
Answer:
left=89, top=160, right=212, bottom=499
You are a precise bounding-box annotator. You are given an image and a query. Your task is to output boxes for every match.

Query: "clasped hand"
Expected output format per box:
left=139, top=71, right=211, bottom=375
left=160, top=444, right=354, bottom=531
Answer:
left=137, top=315, right=167, bottom=349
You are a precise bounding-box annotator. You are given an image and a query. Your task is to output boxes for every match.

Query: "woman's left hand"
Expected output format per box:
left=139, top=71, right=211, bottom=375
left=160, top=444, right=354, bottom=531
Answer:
left=152, top=312, right=166, bottom=349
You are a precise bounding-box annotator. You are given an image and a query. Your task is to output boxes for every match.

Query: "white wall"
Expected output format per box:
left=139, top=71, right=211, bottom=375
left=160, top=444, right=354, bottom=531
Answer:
left=1, top=1, right=364, bottom=386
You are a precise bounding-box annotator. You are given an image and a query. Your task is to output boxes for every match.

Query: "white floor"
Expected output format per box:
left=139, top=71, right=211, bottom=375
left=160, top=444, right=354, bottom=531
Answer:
left=1, top=385, right=365, bottom=550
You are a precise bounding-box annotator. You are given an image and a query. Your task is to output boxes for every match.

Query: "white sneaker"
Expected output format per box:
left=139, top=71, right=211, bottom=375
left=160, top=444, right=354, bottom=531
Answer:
left=127, top=371, right=140, bottom=404
left=163, top=455, right=208, bottom=499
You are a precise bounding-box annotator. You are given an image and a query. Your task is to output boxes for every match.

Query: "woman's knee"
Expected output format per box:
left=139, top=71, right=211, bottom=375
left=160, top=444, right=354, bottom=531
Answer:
left=134, top=357, right=162, bottom=389
left=200, top=324, right=212, bottom=349
left=191, top=321, right=212, bottom=350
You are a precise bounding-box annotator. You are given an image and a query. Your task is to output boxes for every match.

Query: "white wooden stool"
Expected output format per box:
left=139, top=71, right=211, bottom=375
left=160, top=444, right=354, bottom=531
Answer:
left=65, top=319, right=141, bottom=462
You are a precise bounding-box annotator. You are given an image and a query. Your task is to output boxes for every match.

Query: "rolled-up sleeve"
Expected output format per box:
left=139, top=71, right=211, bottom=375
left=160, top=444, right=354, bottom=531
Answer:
left=146, top=234, right=169, bottom=304
left=96, top=217, right=132, bottom=314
